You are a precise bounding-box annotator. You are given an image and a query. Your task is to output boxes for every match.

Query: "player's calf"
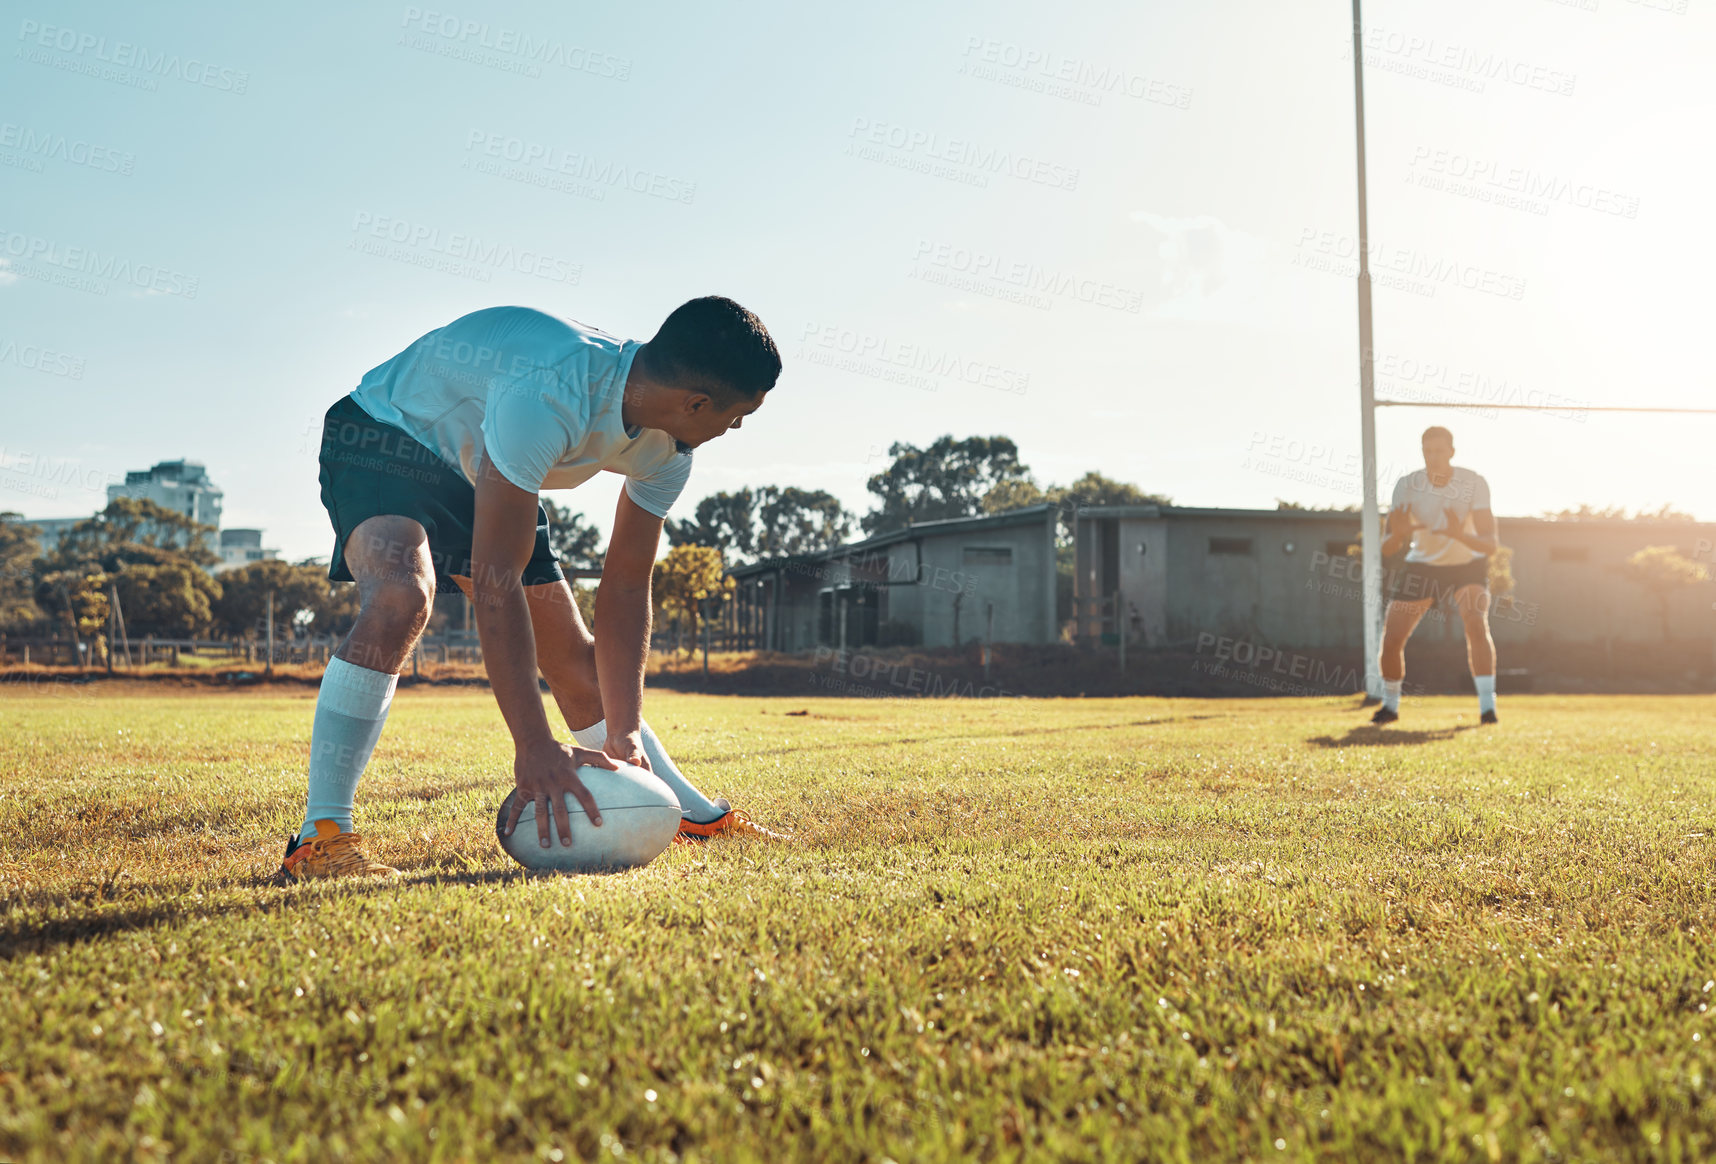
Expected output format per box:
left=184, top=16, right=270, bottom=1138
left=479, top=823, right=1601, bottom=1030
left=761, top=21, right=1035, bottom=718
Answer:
left=284, top=518, right=435, bottom=877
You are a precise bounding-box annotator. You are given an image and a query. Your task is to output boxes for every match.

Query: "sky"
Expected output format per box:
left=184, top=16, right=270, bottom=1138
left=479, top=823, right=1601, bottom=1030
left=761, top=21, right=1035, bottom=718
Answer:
left=3, top=0, right=1713, bottom=562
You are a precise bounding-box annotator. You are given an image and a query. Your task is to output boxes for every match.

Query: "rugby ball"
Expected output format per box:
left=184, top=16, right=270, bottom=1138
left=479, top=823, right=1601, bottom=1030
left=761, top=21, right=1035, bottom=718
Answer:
left=495, top=763, right=681, bottom=873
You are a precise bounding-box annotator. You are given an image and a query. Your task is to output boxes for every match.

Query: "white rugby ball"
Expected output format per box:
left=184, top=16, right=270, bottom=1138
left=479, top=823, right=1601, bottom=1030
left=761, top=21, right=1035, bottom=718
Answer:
left=495, top=763, right=682, bottom=873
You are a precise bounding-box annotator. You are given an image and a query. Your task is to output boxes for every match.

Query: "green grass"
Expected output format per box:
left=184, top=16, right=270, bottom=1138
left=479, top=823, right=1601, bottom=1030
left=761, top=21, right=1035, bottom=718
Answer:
left=2, top=686, right=1715, bottom=1162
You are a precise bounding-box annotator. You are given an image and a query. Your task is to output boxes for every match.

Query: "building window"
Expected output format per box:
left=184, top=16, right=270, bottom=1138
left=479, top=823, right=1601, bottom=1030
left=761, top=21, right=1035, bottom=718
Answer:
left=1208, top=537, right=1252, bottom=556
left=1550, top=546, right=1589, bottom=563
left=962, top=546, right=1013, bottom=566
left=1325, top=540, right=1358, bottom=559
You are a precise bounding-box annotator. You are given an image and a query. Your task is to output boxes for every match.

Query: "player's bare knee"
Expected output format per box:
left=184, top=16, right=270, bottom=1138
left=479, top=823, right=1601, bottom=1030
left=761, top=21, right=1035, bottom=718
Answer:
left=364, top=579, right=434, bottom=638
left=541, top=650, right=599, bottom=700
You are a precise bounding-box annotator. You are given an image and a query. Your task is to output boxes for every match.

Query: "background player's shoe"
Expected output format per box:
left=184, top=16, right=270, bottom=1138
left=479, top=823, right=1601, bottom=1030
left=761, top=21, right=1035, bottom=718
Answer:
left=279, top=819, right=398, bottom=881
left=674, top=799, right=790, bottom=843
left=1370, top=706, right=1399, bottom=725
left=1480, top=709, right=1499, bottom=725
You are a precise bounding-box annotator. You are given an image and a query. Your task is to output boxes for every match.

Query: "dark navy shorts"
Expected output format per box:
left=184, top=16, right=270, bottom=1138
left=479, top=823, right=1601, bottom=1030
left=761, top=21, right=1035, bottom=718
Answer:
left=317, top=395, right=563, bottom=592
left=1388, top=556, right=1489, bottom=606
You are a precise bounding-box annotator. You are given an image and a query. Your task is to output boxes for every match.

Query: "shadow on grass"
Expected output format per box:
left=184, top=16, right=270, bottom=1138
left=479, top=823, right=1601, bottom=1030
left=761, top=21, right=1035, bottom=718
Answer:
left=694, top=714, right=1229, bottom=765
left=1307, top=724, right=1478, bottom=749
left=0, top=865, right=573, bottom=960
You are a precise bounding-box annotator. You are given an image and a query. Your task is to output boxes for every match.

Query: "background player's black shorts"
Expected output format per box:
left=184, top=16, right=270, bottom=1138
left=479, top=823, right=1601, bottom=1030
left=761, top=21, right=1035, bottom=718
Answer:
left=1388, top=555, right=1489, bottom=606
left=317, top=395, right=563, bottom=592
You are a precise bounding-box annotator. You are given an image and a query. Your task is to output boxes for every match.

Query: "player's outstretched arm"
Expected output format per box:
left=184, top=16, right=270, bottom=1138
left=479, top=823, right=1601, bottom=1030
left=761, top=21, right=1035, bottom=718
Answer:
left=1380, top=507, right=1417, bottom=557
left=470, top=461, right=616, bottom=847
left=593, top=491, right=663, bottom=768
left=1443, top=507, right=1499, bottom=556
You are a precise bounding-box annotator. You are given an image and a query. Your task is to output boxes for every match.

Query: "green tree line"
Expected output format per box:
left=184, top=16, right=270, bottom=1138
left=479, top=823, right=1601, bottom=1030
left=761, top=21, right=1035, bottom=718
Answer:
left=0, top=498, right=358, bottom=643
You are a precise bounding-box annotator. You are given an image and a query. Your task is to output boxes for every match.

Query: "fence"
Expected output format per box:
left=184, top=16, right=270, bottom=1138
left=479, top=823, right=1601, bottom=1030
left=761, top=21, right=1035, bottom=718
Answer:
left=0, top=633, right=491, bottom=672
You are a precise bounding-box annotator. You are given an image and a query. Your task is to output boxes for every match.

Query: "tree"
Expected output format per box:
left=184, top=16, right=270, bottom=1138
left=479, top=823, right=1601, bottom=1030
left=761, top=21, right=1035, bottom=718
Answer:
left=0, top=514, right=42, bottom=627
left=541, top=499, right=603, bottom=570
left=34, top=567, right=110, bottom=660
left=1051, top=471, right=1168, bottom=513
left=651, top=545, right=730, bottom=654
left=111, top=561, right=221, bottom=638
left=863, top=436, right=1031, bottom=535
left=51, top=497, right=218, bottom=570
left=1619, top=545, right=1709, bottom=641
left=572, top=583, right=598, bottom=630
left=668, top=487, right=855, bottom=563
left=1277, top=499, right=1360, bottom=513
left=1543, top=504, right=1696, bottom=523
left=755, top=487, right=852, bottom=559
left=667, top=489, right=758, bottom=559
left=980, top=479, right=1047, bottom=514
left=211, top=560, right=346, bottom=638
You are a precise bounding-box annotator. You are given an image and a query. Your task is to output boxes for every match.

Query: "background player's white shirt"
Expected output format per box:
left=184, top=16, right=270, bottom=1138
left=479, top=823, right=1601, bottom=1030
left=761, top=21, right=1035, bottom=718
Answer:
left=347, top=306, right=691, bottom=517
left=1390, top=467, right=1491, bottom=566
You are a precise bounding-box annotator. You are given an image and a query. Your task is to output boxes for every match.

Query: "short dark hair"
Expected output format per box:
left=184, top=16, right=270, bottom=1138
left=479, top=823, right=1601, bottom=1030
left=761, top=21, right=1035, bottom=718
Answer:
left=640, top=296, right=780, bottom=407
left=1422, top=425, right=1454, bottom=445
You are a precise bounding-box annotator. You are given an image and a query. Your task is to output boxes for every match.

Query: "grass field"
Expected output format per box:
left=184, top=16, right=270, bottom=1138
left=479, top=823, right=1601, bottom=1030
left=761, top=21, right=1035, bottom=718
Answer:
left=2, top=686, right=1714, bottom=1162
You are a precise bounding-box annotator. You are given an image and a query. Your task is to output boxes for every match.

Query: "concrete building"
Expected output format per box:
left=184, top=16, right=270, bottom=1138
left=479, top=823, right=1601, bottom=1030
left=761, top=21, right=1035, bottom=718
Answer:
left=1071, top=505, right=1716, bottom=649
left=725, top=505, right=1060, bottom=650
left=215, top=528, right=281, bottom=573
left=10, top=462, right=283, bottom=575
left=108, top=459, right=223, bottom=527
left=12, top=516, right=84, bottom=557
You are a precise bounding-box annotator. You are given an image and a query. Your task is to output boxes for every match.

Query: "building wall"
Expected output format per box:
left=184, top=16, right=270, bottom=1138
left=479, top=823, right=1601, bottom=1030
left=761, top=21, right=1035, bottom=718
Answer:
left=1153, top=515, right=1369, bottom=648
left=748, top=511, right=1058, bottom=651
left=886, top=518, right=1054, bottom=647
left=1501, top=522, right=1714, bottom=645
left=108, top=472, right=222, bottom=526
left=1104, top=512, right=1714, bottom=649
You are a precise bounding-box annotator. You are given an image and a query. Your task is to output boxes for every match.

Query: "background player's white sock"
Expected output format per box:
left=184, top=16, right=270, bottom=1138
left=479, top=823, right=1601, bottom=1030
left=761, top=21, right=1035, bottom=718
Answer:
left=1382, top=680, right=1402, bottom=712
left=1474, top=674, right=1497, bottom=714
left=298, top=657, right=398, bottom=841
left=572, top=718, right=724, bottom=823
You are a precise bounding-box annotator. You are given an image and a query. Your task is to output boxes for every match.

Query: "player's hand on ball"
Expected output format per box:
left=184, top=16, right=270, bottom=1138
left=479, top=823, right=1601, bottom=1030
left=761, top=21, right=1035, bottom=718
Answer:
left=508, top=740, right=617, bottom=848
left=605, top=730, right=650, bottom=772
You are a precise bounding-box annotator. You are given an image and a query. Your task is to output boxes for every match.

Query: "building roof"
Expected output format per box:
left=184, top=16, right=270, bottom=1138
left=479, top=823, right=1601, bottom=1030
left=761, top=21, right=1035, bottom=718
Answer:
left=1073, top=504, right=1716, bottom=530
left=729, top=504, right=1056, bottom=578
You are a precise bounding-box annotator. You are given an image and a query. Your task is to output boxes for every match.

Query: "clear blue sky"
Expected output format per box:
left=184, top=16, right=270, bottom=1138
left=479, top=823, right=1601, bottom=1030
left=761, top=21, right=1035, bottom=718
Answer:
left=4, top=0, right=1712, bottom=561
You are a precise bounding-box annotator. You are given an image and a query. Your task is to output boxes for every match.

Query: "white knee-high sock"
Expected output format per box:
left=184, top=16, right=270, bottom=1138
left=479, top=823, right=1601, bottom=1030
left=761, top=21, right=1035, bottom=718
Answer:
left=298, top=657, right=398, bottom=841
left=1383, top=680, right=1402, bottom=712
left=1474, top=674, right=1496, bottom=713
left=571, top=718, right=722, bottom=823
